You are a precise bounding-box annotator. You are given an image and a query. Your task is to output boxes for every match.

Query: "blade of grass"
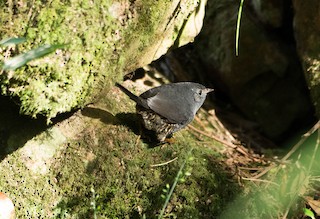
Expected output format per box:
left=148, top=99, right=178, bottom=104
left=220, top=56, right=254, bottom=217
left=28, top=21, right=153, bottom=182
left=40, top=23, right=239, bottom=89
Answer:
left=158, top=148, right=193, bottom=219
left=0, top=37, right=26, bottom=46
left=235, top=0, right=245, bottom=56
left=2, top=44, right=66, bottom=71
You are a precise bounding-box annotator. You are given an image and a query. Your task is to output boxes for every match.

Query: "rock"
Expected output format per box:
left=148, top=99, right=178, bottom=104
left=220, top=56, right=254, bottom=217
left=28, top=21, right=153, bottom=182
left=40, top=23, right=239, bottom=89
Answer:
left=194, top=0, right=312, bottom=139
left=251, top=0, right=284, bottom=28
left=293, top=0, right=320, bottom=118
left=0, top=192, right=15, bottom=219
left=0, top=0, right=206, bottom=121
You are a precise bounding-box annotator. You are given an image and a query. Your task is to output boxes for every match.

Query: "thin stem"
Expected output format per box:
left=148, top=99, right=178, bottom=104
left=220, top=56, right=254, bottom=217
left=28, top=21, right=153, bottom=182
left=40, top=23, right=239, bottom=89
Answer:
left=235, top=0, right=245, bottom=56
left=158, top=148, right=193, bottom=219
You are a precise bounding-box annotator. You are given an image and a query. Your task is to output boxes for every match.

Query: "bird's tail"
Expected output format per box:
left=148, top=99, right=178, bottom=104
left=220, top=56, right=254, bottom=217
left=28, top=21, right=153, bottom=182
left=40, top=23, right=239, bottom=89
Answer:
left=115, top=83, right=149, bottom=108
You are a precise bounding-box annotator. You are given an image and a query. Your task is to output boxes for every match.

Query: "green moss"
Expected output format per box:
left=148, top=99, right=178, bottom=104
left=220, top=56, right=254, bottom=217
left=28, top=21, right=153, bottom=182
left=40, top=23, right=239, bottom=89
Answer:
left=0, top=0, right=200, bottom=121
left=47, top=121, right=238, bottom=218
left=0, top=143, right=63, bottom=217
left=0, top=2, right=239, bottom=217
left=0, top=0, right=123, bottom=120
left=0, top=85, right=239, bottom=218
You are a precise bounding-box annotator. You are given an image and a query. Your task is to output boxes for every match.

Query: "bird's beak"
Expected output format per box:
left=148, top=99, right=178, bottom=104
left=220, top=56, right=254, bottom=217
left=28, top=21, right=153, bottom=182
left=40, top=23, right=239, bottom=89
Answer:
left=202, top=88, right=214, bottom=94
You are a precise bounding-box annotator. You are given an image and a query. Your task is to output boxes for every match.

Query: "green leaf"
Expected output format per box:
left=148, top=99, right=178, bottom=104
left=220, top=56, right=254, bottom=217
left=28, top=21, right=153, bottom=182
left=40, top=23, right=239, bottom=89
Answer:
left=0, top=37, right=26, bottom=46
left=188, top=156, right=194, bottom=161
left=303, top=208, right=315, bottom=219
left=2, top=44, right=66, bottom=71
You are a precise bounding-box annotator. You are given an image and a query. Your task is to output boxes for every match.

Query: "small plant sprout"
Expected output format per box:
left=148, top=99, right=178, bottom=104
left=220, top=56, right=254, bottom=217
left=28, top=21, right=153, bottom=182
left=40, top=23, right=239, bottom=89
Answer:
left=158, top=148, right=194, bottom=219
left=90, top=186, right=98, bottom=219
left=303, top=208, right=315, bottom=219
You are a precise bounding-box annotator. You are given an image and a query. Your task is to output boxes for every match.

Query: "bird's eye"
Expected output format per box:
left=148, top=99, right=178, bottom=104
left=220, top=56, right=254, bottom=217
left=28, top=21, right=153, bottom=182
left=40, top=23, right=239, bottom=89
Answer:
left=194, top=89, right=203, bottom=102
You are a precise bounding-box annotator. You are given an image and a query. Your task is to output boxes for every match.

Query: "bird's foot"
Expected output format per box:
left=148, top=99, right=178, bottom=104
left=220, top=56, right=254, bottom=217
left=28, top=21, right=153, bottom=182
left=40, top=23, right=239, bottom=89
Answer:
left=164, top=137, right=175, bottom=144
left=156, top=137, right=175, bottom=147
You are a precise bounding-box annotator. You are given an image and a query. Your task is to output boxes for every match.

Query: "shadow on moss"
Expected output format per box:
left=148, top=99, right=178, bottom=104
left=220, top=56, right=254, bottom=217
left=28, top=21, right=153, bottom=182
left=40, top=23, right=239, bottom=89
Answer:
left=52, top=139, right=240, bottom=218
left=82, top=106, right=165, bottom=148
left=0, top=95, right=47, bottom=160
left=142, top=151, right=240, bottom=218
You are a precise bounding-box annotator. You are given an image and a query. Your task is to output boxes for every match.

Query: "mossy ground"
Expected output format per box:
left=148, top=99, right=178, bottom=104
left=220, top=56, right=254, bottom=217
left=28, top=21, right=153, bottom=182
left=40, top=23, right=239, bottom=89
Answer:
left=52, top=126, right=236, bottom=218
left=0, top=85, right=239, bottom=218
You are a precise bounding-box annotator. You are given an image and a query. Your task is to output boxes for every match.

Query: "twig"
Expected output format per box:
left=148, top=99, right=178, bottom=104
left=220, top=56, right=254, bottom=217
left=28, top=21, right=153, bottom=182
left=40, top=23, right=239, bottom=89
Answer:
left=251, top=163, right=277, bottom=179
left=188, top=124, right=249, bottom=157
left=150, top=157, right=178, bottom=167
left=251, top=120, right=320, bottom=180
left=135, top=135, right=141, bottom=147
left=281, top=120, right=320, bottom=162
left=307, top=128, right=320, bottom=172
left=241, top=177, right=280, bottom=187
left=238, top=166, right=265, bottom=171
left=282, top=208, right=290, bottom=219
left=194, top=115, right=207, bottom=130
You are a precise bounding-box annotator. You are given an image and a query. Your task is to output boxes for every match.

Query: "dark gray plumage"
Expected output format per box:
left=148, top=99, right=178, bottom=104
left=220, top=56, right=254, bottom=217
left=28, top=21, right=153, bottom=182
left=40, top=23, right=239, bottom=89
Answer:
left=116, top=82, right=213, bottom=142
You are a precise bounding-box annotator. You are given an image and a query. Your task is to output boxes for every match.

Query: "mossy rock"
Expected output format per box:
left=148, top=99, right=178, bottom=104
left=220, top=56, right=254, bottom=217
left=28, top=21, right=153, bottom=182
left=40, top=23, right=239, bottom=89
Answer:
left=0, top=87, right=239, bottom=218
left=0, top=0, right=204, bottom=121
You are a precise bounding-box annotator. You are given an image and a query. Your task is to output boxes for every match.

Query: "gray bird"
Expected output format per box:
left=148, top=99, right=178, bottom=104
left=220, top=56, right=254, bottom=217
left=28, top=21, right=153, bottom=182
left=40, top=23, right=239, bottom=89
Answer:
left=116, top=82, right=213, bottom=143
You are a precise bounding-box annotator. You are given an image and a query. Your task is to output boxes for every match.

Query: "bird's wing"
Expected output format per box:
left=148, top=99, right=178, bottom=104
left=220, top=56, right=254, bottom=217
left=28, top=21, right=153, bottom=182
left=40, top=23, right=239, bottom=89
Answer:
left=146, top=91, right=190, bottom=124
